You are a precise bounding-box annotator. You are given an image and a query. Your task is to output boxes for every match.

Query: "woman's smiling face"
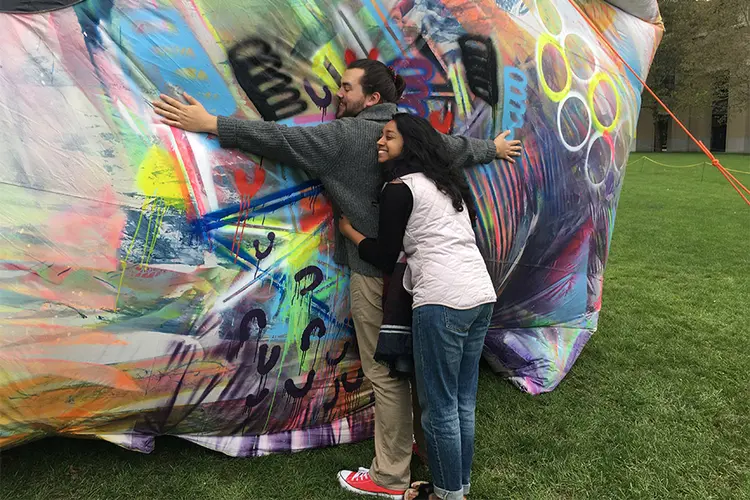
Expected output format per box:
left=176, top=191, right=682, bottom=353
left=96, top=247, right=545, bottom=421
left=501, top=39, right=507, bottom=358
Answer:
left=377, top=120, right=404, bottom=163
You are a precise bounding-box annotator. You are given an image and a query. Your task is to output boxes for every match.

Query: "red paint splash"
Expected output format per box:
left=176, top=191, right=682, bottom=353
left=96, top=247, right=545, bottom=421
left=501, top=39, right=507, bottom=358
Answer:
left=344, top=49, right=356, bottom=65
left=428, top=110, right=454, bottom=134
left=299, top=195, right=332, bottom=233
left=233, top=164, right=266, bottom=199
left=344, top=48, right=380, bottom=66
left=231, top=163, right=266, bottom=262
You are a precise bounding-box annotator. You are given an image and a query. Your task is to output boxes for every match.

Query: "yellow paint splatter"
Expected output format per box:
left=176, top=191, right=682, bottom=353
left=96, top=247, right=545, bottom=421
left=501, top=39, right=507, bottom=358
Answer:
left=449, top=64, right=473, bottom=119
left=311, top=42, right=346, bottom=91
left=175, top=68, right=208, bottom=80
left=115, top=198, right=150, bottom=311
left=139, top=198, right=167, bottom=270
left=284, top=232, right=320, bottom=271
left=142, top=201, right=167, bottom=269
left=136, top=146, right=186, bottom=209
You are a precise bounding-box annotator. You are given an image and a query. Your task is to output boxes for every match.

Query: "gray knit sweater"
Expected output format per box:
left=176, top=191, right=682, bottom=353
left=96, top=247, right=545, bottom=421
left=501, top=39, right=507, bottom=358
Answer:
left=217, top=104, right=497, bottom=277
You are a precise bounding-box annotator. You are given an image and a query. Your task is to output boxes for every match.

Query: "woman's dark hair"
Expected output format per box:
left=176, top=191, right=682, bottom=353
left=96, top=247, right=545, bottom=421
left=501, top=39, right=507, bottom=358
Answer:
left=391, top=113, right=477, bottom=220
left=348, top=59, right=406, bottom=104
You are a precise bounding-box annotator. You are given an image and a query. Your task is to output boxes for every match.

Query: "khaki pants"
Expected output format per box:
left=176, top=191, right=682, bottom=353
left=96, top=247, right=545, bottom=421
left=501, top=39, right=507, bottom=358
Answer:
left=350, top=273, right=425, bottom=491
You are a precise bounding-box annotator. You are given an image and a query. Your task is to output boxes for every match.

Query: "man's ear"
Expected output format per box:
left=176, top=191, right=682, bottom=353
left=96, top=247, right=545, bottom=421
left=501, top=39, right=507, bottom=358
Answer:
left=365, top=91, right=381, bottom=107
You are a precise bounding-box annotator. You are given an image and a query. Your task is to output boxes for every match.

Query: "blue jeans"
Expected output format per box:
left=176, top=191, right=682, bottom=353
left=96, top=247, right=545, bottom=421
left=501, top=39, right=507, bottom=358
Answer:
left=412, top=303, right=493, bottom=500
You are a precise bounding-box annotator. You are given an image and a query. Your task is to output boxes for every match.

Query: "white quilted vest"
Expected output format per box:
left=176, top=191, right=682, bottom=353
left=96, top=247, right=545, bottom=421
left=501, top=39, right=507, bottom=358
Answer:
left=400, top=173, right=496, bottom=310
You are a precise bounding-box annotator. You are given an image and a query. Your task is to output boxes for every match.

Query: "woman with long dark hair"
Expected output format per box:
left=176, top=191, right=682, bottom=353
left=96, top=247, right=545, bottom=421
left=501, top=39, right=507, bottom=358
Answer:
left=340, top=113, right=500, bottom=500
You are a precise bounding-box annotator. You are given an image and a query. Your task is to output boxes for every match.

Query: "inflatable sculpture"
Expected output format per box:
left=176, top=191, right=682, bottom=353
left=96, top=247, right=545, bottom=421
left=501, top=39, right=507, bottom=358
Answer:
left=0, top=0, right=663, bottom=455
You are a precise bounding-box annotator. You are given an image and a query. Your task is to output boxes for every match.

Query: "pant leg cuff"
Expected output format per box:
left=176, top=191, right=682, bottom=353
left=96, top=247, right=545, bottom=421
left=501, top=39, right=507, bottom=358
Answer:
left=368, top=466, right=408, bottom=492
left=434, top=484, right=465, bottom=500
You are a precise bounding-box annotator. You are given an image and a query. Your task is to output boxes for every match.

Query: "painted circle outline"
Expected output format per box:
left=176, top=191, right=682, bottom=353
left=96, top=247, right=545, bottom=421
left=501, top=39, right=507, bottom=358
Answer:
left=584, top=132, right=614, bottom=187
left=537, top=33, right=572, bottom=103
left=563, top=32, right=598, bottom=83
left=614, top=74, right=634, bottom=130
left=613, top=120, right=632, bottom=172
left=556, top=91, right=592, bottom=152
left=588, top=71, right=621, bottom=133
left=534, top=0, right=565, bottom=36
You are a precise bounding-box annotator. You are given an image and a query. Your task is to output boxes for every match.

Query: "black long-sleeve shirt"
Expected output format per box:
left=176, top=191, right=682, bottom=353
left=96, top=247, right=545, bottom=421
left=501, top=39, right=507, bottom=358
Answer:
left=357, top=182, right=413, bottom=274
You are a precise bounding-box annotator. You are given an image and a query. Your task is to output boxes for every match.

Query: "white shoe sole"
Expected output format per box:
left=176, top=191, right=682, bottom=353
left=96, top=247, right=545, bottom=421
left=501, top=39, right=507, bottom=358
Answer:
left=337, top=471, right=404, bottom=499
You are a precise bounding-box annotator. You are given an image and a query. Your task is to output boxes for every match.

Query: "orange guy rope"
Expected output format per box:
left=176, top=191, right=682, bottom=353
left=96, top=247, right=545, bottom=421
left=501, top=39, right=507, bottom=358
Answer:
left=566, top=0, right=750, bottom=206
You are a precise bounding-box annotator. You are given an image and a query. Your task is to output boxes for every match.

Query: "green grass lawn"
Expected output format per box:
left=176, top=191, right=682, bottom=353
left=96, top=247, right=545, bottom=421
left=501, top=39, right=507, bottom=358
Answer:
left=1, top=153, right=749, bottom=500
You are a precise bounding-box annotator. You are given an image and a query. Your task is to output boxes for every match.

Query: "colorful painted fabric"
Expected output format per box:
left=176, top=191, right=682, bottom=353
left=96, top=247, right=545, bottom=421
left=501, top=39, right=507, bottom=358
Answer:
left=0, top=0, right=663, bottom=455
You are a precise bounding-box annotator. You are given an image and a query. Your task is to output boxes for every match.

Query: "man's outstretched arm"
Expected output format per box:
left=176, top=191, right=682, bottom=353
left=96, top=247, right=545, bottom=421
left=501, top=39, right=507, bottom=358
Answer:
left=441, top=130, right=523, bottom=168
left=216, top=116, right=347, bottom=178
left=153, top=92, right=345, bottom=178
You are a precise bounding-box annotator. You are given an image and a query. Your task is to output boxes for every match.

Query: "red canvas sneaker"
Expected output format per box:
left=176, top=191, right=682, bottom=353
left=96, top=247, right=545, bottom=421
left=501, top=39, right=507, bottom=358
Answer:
left=337, top=467, right=405, bottom=499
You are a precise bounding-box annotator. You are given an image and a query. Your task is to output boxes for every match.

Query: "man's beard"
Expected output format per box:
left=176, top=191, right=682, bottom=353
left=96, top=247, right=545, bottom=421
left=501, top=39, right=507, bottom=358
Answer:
left=335, top=99, right=365, bottom=118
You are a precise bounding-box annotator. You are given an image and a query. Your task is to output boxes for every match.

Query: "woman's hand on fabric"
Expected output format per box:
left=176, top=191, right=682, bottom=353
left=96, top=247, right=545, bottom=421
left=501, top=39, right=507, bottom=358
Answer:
left=493, top=130, right=522, bottom=163
left=339, top=215, right=366, bottom=245
left=153, top=92, right=218, bottom=134
left=339, top=214, right=354, bottom=234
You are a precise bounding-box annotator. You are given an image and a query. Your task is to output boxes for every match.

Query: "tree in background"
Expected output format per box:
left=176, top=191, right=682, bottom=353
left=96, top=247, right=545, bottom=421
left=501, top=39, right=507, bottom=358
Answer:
left=645, top=0, right=750, bottom=127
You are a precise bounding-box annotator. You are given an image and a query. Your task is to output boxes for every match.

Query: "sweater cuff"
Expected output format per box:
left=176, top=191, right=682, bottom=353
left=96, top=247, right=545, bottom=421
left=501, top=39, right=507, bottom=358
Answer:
left=482, top=139, right=498, bottom=164
left=217, top=115, right=240, bottom=149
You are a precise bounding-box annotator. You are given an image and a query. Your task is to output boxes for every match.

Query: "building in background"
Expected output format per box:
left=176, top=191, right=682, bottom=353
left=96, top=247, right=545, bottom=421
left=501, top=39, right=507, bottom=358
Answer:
left=635, top=89, right=750, bottom=153
left=634, top=1, right=750, bottom=155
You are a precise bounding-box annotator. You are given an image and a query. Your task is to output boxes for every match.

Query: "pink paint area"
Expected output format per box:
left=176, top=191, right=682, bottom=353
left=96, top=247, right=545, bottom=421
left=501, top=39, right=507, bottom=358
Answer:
left=291, top=113, right=335, bottom=125
left=46, top=186, right=126, bottom=270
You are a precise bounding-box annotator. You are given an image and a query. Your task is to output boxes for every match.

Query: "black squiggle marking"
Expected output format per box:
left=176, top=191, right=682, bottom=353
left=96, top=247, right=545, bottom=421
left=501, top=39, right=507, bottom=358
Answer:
left=458, top=35, right=499, bottom=106
left=294, top=265, right=324, bottom=296
left=245, top=388, right=269, bottom=408
left=303, top=79, right=332, bottom=108
left=252, top=232, right=275, bottom=260
left=285, top=370, right=316, bottom=398
left=326, top=341, right=350, bottom=366
left=228, top=38, right=308, bottom=121
left=341, top=367, right=364, bottom=393
left=301, top=318, right=326, bottom=351
left=323, top=377, right=340, bottom=411
left=257, top=344, right=281, bottom=376
left=227, top=308, right=266, bottom=363
left=239, top=308, right=267, bottom=343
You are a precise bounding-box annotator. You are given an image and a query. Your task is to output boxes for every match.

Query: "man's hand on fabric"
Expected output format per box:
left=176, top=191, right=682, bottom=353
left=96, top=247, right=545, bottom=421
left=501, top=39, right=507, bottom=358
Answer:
left=153, top=92, right=218, bottom=135
left=493, top=130, right=523, bottom=163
